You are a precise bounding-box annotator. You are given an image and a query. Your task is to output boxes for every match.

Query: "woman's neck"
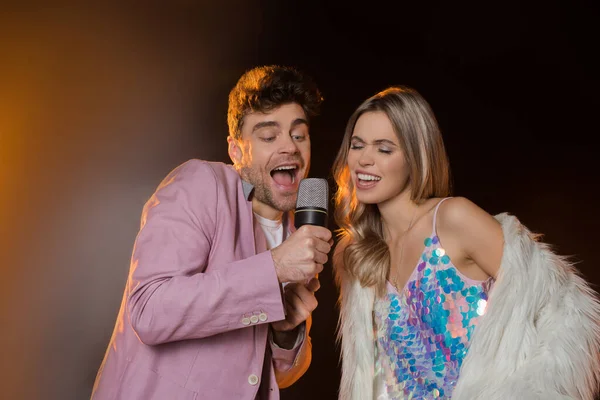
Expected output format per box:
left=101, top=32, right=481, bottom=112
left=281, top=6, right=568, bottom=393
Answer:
left=378, top=192, right=420, bottom=242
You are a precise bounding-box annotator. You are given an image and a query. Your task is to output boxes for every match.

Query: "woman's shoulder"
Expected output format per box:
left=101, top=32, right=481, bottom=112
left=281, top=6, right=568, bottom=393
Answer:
left=434, top=197, right=503, bottom=251
left=436, top=197, right=504, bottom=278
left=436, top=196, right=497, bottom=229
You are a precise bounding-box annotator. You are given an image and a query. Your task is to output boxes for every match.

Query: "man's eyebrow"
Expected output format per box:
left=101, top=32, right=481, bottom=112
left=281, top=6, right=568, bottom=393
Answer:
left=252, top=121, right=280, bottom=133
left=290, top=118, right=309, bottom=128
left=252, top=118, right=308, bottom=134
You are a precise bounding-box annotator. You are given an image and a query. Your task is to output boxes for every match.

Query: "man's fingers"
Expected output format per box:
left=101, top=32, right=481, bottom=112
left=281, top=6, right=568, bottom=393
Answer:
left=313, top=263, right=324, bottom=275
left=313, top=251, right=328, bottom=265
left=306, top=277, right=320, bottom=292
left=276, top=282, right=319, bottom=332
left=300, top=225, right=332, bottom=242
left=286, top=284, right=318, bottom=312
left=313, top=238, right=331, bottom=255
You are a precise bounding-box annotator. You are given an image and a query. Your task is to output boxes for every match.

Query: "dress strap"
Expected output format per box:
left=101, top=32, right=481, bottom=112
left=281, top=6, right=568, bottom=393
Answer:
left=432, top=197, right=452, bottom=236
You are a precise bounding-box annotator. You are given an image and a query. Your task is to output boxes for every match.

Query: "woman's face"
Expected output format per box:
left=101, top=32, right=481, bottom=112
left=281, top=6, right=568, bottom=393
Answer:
left=347, top=111, right=410, bottom=205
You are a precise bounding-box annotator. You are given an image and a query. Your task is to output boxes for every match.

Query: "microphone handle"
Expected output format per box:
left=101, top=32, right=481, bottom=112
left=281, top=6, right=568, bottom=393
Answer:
left=294, top=207, right=327, bottom=228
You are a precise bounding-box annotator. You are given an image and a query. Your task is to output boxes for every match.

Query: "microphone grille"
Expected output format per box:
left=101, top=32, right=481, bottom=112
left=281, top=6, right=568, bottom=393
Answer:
left=296, top=178, right=329, bottom=211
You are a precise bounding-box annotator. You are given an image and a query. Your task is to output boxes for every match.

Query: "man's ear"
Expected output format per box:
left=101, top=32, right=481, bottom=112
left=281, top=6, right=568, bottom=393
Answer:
left=227, top=136, right=242, bottom=165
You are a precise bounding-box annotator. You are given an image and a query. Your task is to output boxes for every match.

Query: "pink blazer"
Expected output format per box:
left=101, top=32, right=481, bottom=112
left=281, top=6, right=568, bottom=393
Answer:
left=91, top=160, right=310, bottom=400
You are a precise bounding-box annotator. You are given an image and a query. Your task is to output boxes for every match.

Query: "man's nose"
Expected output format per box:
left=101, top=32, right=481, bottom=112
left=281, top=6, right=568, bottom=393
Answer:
left=278, top=135, right=299, bottom=154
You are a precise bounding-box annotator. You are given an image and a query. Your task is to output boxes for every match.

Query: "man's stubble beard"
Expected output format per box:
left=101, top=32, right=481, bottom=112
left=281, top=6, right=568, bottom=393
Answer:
left=240, top=166, right=297, bottom=213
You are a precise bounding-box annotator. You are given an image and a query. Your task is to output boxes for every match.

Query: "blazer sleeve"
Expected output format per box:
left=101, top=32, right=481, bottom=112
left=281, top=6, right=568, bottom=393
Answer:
left=126, top=160, right=286, bottom=345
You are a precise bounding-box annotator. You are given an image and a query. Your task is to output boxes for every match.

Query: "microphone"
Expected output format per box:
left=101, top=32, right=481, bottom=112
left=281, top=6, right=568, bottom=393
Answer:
left=294, top=178, right=329, bottom=229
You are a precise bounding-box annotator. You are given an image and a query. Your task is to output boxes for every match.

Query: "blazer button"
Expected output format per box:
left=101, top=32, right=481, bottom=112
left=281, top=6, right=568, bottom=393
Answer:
left=259, top=313, right=268, bottom=322
left=241, top=317, right=251, bottom=325
left=248, top=374, right=259, bottom=386
left=250, top=315, right=259, bottom=324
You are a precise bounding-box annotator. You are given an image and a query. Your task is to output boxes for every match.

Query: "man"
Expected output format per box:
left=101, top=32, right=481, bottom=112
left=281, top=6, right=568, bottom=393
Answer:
left=91, top=65, right=331, bottom=399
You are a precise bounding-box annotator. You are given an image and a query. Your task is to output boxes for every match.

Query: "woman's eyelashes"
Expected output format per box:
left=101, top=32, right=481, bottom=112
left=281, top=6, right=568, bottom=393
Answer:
left=349, top=142, right=393, bottom=154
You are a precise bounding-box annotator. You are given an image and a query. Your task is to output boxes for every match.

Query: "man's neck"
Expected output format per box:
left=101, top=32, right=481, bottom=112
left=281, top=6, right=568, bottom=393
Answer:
left=252, top=198, right=284, bottom=221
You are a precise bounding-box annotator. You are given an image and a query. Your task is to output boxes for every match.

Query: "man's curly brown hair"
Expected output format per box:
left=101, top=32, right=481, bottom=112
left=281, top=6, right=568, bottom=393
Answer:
left=227, top=65, right=323, bottom=139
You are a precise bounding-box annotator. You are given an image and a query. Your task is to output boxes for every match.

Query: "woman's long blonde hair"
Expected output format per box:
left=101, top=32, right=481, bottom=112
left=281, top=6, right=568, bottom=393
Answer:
left=332, top=86, right=451, bottom=296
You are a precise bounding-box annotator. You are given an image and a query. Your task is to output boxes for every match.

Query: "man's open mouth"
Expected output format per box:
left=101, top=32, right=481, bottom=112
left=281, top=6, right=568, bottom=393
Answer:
left=270, top=164, right=299, bottom=187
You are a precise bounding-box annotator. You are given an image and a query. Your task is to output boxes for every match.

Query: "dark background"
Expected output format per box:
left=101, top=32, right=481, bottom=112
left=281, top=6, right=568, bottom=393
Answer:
left=1, top=1, right=598, bottom=399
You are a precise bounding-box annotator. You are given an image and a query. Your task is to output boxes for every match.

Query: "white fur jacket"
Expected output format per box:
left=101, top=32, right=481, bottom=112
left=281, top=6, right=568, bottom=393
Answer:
left=336, top=213, right=600, bottom=400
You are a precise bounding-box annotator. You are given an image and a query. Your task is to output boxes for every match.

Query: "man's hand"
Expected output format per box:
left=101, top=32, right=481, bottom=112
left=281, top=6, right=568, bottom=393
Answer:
left=271, top=277, right=320, bottom=348
left=271, top=225, right=332, bottom=283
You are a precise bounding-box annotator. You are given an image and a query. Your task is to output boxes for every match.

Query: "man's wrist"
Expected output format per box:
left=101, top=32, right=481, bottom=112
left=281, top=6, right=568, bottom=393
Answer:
left=272, top=325, right=300, bottom=350
left=270, top=249, right=285, bottom=283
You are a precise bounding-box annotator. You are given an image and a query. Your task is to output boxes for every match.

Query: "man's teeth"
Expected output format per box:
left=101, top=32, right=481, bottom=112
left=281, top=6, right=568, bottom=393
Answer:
left=358, top=173, right=381, bottom=181
left=273, top=166, right=296, bottom=171
left=273, top=165, right=297, bottom=184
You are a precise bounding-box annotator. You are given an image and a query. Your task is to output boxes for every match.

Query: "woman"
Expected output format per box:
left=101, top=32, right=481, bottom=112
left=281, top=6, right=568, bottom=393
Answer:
left=332, top=86, right=600, bottom=399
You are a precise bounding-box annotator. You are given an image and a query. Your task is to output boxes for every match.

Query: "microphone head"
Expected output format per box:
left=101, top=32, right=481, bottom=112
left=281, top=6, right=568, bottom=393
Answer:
left=296, top=178, right=329, bottom=211
left=294, top=178, right=329, bottom=229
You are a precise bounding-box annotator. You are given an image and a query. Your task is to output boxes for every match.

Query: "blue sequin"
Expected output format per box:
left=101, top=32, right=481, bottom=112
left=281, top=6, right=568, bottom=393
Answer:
left=374, top=235, right=492, bottom=399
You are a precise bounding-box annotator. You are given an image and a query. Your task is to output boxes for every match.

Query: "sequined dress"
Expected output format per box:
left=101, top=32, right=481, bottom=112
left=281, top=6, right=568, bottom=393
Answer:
left=373, top=198, right=493, bottom=399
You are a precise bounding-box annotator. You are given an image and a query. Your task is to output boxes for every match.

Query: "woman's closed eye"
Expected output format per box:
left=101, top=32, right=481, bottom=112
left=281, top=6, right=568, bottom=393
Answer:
left=349, top=142, right=392, bottom=154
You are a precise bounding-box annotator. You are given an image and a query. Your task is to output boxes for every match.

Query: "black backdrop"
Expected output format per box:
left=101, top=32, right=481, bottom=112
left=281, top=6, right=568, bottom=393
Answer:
left=0, top=1, right=598, bottom=399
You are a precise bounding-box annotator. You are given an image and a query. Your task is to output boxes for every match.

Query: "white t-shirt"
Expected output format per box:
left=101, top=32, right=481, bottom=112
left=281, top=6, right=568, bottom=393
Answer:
left=253, top=212, right=292, bottom=250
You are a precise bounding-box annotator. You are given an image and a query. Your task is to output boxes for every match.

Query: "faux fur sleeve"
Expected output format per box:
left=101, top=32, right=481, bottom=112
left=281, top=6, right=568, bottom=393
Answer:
left=334, top=235, right=377, bottom=400
left=453, top=213, right=600, bottom=400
